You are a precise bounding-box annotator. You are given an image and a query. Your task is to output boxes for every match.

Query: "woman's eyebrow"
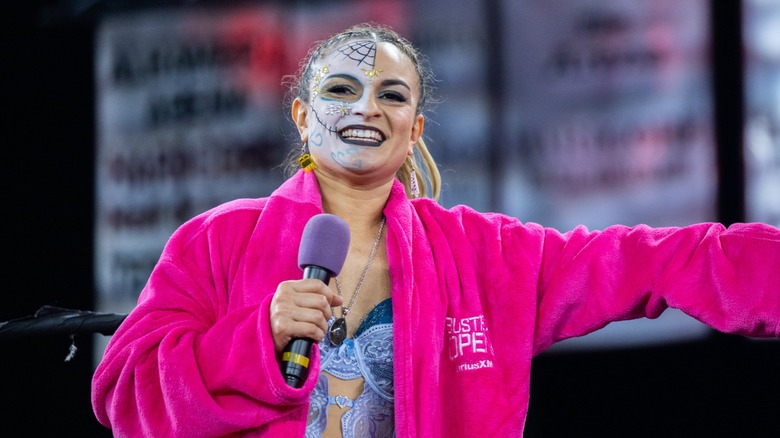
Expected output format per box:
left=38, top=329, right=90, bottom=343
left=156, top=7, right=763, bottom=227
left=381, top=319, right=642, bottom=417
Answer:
left=379, top=78, right=411, bottom=91
left=323, top=73, right=360, bottom=82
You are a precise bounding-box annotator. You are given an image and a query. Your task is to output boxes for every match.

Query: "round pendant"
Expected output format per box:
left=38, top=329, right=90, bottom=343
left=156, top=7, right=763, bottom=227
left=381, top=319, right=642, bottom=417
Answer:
left=329, top=317, right=347, bottom=346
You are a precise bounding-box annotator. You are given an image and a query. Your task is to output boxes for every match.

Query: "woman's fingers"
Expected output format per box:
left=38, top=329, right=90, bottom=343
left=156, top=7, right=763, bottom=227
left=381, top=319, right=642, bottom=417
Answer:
left=269, top=279, right=342, bottom=353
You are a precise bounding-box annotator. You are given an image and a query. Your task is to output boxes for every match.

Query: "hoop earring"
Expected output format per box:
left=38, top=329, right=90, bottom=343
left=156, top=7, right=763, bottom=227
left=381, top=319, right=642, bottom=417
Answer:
left=298, top=142, right=317, bottom=172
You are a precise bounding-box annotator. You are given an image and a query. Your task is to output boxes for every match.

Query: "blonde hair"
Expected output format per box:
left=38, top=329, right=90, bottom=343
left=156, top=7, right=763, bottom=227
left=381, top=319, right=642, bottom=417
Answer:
left=397, top=138, right=440, bottom=200
left=283, top=22, right=441, bottom=201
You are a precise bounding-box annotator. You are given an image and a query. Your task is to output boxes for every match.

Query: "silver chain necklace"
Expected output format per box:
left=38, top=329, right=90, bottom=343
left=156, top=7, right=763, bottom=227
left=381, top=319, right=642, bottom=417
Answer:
left=329, top=216, right=385, bottom=346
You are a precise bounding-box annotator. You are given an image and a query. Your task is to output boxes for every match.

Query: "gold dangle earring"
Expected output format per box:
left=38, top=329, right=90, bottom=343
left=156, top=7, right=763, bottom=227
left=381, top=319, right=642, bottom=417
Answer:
left=298, top=142, right=317, bottom=172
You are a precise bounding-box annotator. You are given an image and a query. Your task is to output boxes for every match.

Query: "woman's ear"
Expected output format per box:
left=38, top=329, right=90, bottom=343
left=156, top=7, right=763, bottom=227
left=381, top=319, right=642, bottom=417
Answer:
left=292, top=98, right=309, bottom=142
left=408, top=114, right=424, bottom=155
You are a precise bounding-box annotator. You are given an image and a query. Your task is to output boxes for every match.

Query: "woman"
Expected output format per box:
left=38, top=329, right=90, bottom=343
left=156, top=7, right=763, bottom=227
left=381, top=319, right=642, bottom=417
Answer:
left=91, top=22, right=780, bottom=437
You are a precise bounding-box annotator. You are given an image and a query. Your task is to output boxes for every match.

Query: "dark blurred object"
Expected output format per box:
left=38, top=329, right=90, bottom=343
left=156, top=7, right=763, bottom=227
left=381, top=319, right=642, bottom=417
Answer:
left=0, top=306, right=126, bottom=340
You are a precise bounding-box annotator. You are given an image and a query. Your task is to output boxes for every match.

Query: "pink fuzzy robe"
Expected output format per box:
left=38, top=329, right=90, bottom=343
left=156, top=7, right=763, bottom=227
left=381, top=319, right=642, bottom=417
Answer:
left=92, top=169, right=780, bottom=437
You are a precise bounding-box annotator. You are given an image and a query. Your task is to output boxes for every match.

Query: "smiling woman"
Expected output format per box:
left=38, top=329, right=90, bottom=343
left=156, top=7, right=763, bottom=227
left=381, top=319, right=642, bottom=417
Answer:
left=284, top=23, right=441, bottom=200
left=292, top=37, right=423, bottom=190
left=90, top=22, right=780, bottom=438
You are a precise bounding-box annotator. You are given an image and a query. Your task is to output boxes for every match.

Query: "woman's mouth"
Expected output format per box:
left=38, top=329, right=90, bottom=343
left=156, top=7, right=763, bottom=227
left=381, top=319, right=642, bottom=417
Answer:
left=338, top=126, right=386, bottom=146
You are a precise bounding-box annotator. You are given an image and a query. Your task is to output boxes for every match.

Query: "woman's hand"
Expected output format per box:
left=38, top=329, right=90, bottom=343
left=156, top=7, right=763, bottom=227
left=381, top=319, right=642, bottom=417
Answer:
left=269, top=279, right=344, bottom=354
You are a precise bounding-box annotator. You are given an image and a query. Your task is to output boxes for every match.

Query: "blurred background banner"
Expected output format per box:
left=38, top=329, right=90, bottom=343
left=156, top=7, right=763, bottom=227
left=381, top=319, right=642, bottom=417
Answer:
left=744, top=0, right=780, bottom=227
left=95, top=4, right=290, bottom=322
left=499, top=0, right=715, bottom=230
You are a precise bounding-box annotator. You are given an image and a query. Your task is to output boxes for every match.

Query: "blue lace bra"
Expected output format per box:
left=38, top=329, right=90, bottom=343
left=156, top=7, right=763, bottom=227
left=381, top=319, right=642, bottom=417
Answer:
left=305, top=298, right=394, bottom=437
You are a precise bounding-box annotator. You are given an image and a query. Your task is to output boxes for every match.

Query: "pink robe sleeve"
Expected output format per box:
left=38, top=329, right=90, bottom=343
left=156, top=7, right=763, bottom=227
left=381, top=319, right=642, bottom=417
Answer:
left=91, top=205, right=313, bottom=437
left=531, top=222, right=780, bottom=354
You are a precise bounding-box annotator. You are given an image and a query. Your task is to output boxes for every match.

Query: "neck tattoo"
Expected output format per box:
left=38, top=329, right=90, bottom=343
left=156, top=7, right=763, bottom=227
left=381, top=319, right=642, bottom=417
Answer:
left=329, top=216, right=386, bottom=346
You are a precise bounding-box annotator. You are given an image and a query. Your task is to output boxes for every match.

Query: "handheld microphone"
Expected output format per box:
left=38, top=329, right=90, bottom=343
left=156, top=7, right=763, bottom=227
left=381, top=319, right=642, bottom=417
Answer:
left=281, top=214, right=350, bottom=388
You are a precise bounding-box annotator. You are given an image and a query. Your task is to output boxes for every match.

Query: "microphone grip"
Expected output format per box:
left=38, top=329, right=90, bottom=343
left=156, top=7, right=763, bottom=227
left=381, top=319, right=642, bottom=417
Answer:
left=280, top=265, right=333, bottom=388
left=280, top=338, right=313, bottom=388
left=301, top=265, right=332, bottom=284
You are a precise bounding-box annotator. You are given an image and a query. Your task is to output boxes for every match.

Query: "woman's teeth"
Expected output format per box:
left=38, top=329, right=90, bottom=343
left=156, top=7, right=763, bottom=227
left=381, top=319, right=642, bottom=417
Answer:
left=340, top=129, right=384, bottom=142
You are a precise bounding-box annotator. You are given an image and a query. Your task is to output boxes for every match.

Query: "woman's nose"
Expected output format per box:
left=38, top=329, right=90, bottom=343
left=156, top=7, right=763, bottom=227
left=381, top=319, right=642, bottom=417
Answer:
left=350, top=94, right=381, bottom=119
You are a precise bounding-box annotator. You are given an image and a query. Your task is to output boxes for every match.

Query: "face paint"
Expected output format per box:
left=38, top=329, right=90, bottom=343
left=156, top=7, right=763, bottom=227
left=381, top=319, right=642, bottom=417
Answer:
left=304, top=39, right=420, bottom=175
left=314, top=40, right=381, bottom=122
left=310, top=65, right=330, bottom=104
left=336, top=40, right=381, bottom=79
left=325, top=102, right=352, bottom=116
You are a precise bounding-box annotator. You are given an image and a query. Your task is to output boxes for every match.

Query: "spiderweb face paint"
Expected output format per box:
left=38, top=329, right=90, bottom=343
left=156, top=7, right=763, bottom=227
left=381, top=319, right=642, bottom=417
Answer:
left=336, top=40, right=382, bottom=80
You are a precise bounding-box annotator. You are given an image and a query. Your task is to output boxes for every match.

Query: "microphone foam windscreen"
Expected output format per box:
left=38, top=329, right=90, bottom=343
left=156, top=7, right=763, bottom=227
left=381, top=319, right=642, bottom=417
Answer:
left=298, top=214, right=351, bottom=275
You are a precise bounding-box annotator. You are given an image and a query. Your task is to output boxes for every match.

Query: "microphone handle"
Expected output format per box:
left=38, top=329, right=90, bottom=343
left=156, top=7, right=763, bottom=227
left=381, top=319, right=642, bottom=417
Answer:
left=280, top=265, right=333, bottom=388
left=302, top=265, right=332, bottom=284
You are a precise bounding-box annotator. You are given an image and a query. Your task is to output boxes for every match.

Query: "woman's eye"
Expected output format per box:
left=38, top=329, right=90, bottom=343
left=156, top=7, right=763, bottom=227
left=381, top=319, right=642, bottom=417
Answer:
left=325, top=85, right=355, bottom=95
left=381, top=91, right=407, bottom=102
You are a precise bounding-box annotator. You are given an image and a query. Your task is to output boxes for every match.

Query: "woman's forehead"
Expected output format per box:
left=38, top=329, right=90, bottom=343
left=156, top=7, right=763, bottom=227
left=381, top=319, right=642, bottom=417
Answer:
left=318, top=40, right=413, bottom=76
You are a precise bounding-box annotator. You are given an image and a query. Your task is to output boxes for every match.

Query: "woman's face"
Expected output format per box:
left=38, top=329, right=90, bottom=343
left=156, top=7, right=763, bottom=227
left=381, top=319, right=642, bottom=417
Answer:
left=294, top=40, right=424, bottom=186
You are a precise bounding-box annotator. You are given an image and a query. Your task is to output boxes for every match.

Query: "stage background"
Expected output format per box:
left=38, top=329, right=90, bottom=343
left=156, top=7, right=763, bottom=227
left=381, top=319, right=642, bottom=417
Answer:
left=3, top=1, right=778, bottom=436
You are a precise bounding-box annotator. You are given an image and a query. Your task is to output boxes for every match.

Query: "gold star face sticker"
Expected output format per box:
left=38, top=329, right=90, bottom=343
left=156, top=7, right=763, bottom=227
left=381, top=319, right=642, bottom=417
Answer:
left=311, top=65, right=330, bottom=103
left=361, top=67, right=382, bottom=79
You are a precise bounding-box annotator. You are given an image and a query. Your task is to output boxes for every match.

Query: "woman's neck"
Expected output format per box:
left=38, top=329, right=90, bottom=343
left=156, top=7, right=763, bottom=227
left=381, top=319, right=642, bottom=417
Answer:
left=316, top=171, right=392, bottom=231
